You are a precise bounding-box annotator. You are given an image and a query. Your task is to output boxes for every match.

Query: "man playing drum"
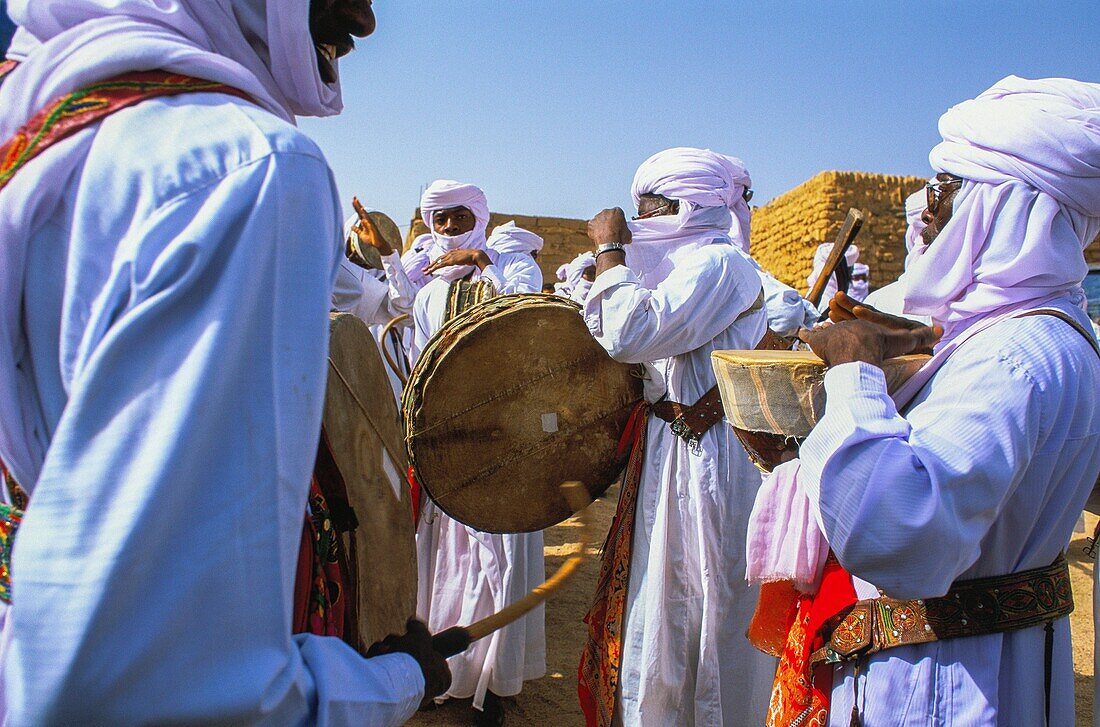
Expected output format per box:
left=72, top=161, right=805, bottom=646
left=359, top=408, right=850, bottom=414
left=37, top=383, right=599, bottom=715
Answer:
left=578, top=147, right=777, bottom=726
left=410, top=180, right=546, bottom=725
left=748, top=77, right=1100, bottom=726
left=0, top=1, right=449, bottom=723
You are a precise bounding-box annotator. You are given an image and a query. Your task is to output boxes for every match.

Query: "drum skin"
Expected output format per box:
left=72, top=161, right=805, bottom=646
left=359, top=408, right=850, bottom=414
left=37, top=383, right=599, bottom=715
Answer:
left=325, top=313, right=417, bottom=649
left=712, top=349, right=929, bottom=472
left=403, top=294, right=643, bottom=534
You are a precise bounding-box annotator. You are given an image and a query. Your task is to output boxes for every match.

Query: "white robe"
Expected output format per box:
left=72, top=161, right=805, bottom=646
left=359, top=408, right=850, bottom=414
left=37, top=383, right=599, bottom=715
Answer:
left=411, top=253, right=546, bottom=709
left=798, top=298, right=1100, bottom=726
left=583, top=243, right=777, bottom=726
left=6, top=94, right=422, bottom=725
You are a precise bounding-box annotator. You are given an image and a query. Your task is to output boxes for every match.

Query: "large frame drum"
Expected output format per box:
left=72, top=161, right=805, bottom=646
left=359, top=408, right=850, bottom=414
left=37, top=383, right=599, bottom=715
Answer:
left=403, top=294, right=643, bottom=533
left=325, top=312, right=417, bottom=649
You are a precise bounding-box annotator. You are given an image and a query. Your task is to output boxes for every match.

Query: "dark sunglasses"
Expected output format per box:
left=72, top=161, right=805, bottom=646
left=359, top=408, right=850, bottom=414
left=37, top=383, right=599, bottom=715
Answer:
left=925, top=175, right=964, bottom=216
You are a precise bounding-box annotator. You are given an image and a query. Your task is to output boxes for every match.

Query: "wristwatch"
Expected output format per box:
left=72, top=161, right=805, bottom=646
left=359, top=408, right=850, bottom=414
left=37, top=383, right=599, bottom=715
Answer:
left=595, top=242, right=625, bottom=258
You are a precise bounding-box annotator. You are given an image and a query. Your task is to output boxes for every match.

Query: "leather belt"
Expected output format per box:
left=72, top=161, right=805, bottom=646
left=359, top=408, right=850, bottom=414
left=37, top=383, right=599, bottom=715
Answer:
left=812, top=554, right=1073, bottom=665
left=652, top=326, right=792, bottom=452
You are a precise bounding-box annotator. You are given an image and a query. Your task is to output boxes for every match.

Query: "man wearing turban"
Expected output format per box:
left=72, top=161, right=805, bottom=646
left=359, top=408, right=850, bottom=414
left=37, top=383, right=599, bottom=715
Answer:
left=750, top=77, right=1100, bottom=726
left=578, top=147, right=777, bottom=726
left=0, top=1, right=450, bottom=723
left=410, top=181, right=546, bottom=726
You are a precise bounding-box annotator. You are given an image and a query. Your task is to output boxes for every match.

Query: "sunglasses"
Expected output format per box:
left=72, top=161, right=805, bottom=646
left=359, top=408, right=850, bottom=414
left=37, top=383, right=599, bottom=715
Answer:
left=925, top=175, right=964, bottom=216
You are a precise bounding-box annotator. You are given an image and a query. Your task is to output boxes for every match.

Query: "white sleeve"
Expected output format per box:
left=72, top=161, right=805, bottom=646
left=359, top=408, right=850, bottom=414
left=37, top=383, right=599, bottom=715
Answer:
left=480, top=252, right=543, bottom=295
left=380, top=251, right=416, bottom=317
left=8, top=152, right=423, bottom=725
left=581, top=246, right=761, bottom=363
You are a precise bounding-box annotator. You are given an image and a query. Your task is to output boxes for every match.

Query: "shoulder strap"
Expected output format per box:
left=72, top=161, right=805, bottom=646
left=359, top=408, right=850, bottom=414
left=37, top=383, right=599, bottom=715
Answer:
left=0, top=70, right=253, bottom=194
left=1018, top=308, right=1100, bottom=360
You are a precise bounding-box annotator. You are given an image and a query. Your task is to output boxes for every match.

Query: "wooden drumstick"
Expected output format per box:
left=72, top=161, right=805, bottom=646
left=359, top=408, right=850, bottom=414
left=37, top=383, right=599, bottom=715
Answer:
left=379, top=313, right=411, bottom=385
left=807, top=208, right=865, bottom=309
left=432, top=481, right=594, bottom=658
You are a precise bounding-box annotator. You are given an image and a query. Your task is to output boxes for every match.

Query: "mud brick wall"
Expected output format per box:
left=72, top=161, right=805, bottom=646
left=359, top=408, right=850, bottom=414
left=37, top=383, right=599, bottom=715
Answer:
left=407, top=211, right=593, bottom=286
left=749, top=171, right=927, bottom=294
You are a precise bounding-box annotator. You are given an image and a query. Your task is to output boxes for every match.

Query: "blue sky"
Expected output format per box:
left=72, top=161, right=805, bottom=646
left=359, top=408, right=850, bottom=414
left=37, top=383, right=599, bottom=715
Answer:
left=301, top=1, right=1100, bottom=232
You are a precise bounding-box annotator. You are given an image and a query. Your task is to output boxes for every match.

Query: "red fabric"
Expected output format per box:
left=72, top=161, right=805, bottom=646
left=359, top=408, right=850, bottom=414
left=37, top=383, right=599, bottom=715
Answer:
left=408, top=466, right=422, bottom=528
left=578, top=400, right=648, bottom=727
left=291, top=476, right=346, bottom=639
left=763, top=556, right=858, bottom=727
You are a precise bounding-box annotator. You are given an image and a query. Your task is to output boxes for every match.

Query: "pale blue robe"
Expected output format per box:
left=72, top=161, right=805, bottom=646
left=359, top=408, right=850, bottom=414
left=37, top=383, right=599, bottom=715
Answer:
left=799, top=297, right=1100, bottom=726
left=583, top=241, right=777, bottom=726
left=5, top=93, right=423, bottom=725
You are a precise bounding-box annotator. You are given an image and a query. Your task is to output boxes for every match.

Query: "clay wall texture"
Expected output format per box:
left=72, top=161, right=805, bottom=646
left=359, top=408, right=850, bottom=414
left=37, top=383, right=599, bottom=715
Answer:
left=748, top=171, right=927, bottom=294
left=407, top=211, right=593, bottom=287
left=408, top=172, right=1100, bottom=293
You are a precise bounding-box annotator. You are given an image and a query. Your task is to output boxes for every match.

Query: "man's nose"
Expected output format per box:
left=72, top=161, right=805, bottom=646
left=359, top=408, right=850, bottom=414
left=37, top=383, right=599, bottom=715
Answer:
left=920, top=208, right=935, bottom=226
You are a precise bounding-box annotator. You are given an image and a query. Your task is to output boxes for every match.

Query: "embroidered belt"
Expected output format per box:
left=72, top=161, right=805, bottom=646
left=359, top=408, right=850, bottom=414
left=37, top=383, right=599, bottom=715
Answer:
left=812, top=554, right=1073, bottom=665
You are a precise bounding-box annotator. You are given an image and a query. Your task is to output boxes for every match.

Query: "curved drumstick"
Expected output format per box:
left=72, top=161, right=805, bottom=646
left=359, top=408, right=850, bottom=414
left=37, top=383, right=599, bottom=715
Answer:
left=379, top=313, right=411, bottom=385
left=431, top=481, right=594, bottom=657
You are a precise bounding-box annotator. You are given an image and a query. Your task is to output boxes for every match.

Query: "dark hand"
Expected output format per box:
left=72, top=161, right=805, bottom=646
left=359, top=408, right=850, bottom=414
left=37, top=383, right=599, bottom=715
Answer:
left=828, top=291, right=923, bottom=332
left=587, top=208, right=631, bottom=247
left=422, top=248, right=492, bottom=275
left=367, top=619, right=452, bottom=704
left=798, top=319, right=942, bottom=368
left=351, top=197, right=395, bottom=256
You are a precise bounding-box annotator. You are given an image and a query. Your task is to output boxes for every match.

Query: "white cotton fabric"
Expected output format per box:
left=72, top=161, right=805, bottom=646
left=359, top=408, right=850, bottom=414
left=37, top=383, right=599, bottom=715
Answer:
left=584, top=243, right=775, bottom=725
left=418, top=180, right=491, bottom=283
left=849, top=262, right=870, bottom=302
left=900, top=76, right=1100, bottom=342
left=486, top=221, right=543, bottom=256
left=401, top=233, right=435, bottom=292
left=3, top=94, right=423, bottom=724
left=861, top=188, right=930, bottom=323
left=562, top=251, right=596, bottom=304
left=0, top=0, right=346, bottom=489
left=797, top=298, right=1100, bottom=725
left=626, top=147, right=752, bottom=287
left=411, top=255, right=545, bottom=711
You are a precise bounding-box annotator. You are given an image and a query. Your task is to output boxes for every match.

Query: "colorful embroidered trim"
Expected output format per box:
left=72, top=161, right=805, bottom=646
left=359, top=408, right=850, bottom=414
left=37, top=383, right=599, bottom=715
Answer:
left=0, top=60, right=16, bottom=84
left=578, top=401, right=648, bottom=727
left=0, top=70, right=252, bottom=193
left=0, top=502, right=24, bottom=605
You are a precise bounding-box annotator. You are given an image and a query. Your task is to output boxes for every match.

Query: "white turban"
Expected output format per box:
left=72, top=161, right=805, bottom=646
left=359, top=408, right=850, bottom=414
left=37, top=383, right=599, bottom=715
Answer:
left=903, top=186, right=929, bottom=253
left=900, top=76, right=1100, bottom=337
left=563, top=251, right=596, bottom=304
left=849, top=262, right=870, bottom=302
left=418, top=180, right=491, bottom=282
left=625, top=147, right=751, bottom=287
left=486, top=221, right=543, bottom=256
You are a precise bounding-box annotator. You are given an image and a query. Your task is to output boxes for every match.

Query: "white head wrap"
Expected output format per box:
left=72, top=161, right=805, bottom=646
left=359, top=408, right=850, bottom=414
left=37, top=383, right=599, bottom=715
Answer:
left=626, top=147, right=751, bottom=287
left=486, top=221, right=543, bottom=256
left=904, top=186, right=929, bottom=253
left=563, top=251, right=596, bottom=304
left=849, top=262, right=870, bottom=302
left=806, top=243, right=860, bottom=303
left=418, top=180, right=491, bottom=282
left=900, top=76, right=1100, bottom=339
left=0, top=0, right=347, bottom=486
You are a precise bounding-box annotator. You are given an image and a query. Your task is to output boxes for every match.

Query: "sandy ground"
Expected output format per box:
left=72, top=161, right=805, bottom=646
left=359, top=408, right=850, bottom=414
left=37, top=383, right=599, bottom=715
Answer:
left=411, top=493, right=1099, bottom=726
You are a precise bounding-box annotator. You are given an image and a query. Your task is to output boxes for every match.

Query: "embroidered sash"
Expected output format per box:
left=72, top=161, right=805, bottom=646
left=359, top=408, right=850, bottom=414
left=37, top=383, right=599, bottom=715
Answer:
left=0, top=70, right=252, bottom=193
left=578, top=401, right=648, bottom=727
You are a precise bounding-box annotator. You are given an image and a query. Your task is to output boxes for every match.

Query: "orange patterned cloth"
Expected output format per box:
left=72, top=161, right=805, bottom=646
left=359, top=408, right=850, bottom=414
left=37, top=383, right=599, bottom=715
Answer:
left=578, top=401, right=648, bottom=727
left=750, top=556, right=857, bottom=727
